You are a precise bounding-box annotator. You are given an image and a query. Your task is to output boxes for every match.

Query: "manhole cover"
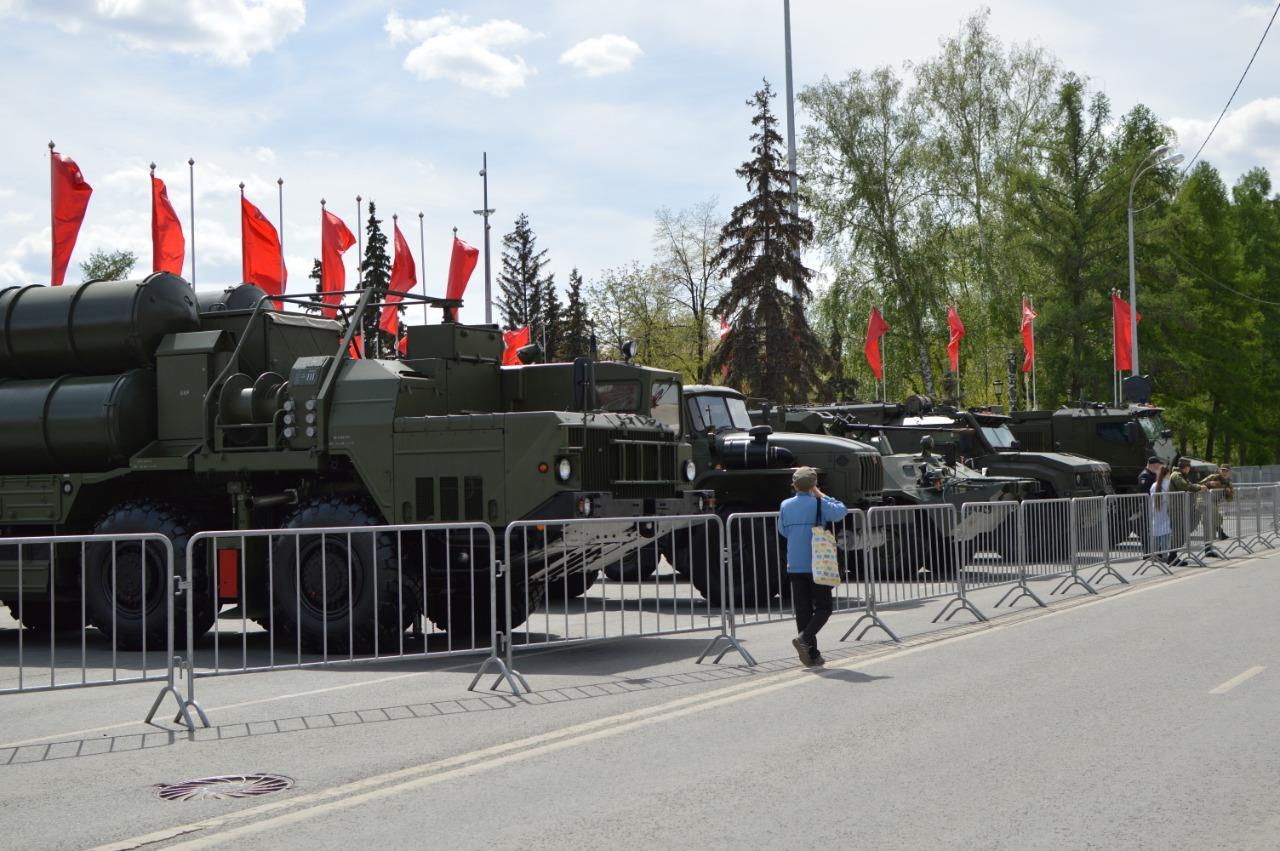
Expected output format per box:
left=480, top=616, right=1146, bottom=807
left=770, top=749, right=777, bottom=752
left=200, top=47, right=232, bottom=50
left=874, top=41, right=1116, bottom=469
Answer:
left=154, top=774, right=293, bottom=801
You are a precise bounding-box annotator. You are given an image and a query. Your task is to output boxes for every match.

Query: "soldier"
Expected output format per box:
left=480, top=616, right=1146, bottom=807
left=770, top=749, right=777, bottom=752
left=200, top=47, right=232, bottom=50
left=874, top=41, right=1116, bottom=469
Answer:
left=1167, top=458, right=1204, bottom=561
left=1200, top=464, right=1234, bottom=542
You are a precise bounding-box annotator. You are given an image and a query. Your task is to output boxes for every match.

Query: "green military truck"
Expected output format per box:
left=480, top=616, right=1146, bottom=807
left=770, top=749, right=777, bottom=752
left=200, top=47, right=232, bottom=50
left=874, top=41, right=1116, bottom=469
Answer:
left=0, top=274, right=708, bottom=651
left=805, top=398, right=1114, bottom=500
left=1007, top=402, right=1215, bottom=492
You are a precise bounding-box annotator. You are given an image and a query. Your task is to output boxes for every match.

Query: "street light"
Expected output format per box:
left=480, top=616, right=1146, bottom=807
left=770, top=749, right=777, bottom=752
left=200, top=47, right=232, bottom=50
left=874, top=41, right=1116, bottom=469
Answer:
left=1127, top=146, right=1183, bottom=376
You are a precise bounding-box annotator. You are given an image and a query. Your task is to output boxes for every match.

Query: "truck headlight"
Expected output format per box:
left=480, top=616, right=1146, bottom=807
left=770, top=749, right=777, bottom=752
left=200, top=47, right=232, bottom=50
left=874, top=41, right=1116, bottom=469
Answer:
left=576, top=496, right=593, bottom=516
left=557, top=458, right=573, bottom=482
left=684, top=460, right=697, bottom=482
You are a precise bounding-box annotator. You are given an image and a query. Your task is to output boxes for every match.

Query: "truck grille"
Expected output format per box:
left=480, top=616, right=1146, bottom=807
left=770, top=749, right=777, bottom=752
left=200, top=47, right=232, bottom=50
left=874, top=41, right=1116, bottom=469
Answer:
left=566, top=426, right=677, bottom=499
left=858, top=454, right=884, bottom=495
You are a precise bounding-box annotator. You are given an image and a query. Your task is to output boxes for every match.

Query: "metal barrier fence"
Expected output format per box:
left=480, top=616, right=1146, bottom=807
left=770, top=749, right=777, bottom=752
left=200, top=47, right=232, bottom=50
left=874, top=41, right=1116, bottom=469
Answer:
left=491, top=514, right=753, bottom=693
left=1229, top=465, right=1280, bottom=484
left=173, top=522, right=522, bottom=726
left=0, top=532, right=193, bottom=728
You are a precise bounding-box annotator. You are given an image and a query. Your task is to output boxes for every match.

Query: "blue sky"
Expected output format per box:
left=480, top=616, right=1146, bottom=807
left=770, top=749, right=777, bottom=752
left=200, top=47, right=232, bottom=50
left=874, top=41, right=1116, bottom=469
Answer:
left=1, top=1, right=1278, bottom=325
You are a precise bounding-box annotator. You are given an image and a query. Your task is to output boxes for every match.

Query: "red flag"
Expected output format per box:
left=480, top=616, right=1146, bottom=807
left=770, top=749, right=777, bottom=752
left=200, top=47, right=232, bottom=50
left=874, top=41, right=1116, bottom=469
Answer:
left=321, top=209, right=356, bottom=318
left=1020, top=299, right=1038, bottom=373
left=241, top=194, right=286, bottom=300
left=51, top=152, right=93, bottom=285
left=380, top=222, right=418, bottom=336
left=863, top=307, right=890, bottom=380
left=502, top=326, right=530, bottom=365
left=946, top=304, right=965, bottom=372
left=151, top=174, right=184, bottom=275
left=347, top=335, right=364, bottom=359
left=1112, top=294, right=1141, bottom=372
left=718, top=315, right=731, bottom=341
left=445, top=236, right=479, bottom=302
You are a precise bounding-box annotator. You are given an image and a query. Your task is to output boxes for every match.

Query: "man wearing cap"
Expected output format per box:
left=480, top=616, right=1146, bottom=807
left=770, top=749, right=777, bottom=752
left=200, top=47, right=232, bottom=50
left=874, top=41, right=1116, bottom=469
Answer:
left=1170, top=458, right=1205, bottom=560
left=1136, top=457, right=1163, bottom=555
left=778, top=466, right=848, bottom=667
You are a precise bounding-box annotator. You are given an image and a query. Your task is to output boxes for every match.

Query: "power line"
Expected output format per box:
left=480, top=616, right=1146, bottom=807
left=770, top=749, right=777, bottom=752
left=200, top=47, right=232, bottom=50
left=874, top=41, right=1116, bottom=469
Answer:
left=1166, top=245, right=1280, bottom=307
left=1182, top=0, right=1280, bottom=175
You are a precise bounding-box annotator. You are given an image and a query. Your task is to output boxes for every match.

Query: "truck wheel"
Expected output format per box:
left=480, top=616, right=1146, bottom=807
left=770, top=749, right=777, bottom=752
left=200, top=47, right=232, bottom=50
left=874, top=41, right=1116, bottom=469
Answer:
left=602, top=548, right=659, bottom=582
left=3, top=599, right=84, bottom=632
left=425, top=576, right=538, bottom=647
left=269, top=497, right=417, bottom=654
left=84, top=501, right=216, bottom=651
left=544, top=568, right=600, bottom=601
left=684, top=520, right=782, bottom=608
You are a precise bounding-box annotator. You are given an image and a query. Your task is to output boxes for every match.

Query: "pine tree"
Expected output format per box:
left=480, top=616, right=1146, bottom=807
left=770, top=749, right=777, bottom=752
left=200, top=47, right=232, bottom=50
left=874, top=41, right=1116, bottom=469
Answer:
left=359, top=201, right=392, bottom=352
left=542, top=283, right=563, bottom=362
left=307, top=258, right=323, bottom=311
left=496, top=214, right=553, bottom=339
left=562, top=268, right=592, bottom=359
left=711, top=80, right=825, bottom=402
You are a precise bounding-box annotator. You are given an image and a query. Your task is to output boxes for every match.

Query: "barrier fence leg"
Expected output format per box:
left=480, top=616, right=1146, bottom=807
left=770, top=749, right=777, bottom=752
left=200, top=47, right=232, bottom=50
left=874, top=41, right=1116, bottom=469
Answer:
left=841, top=542, right=899, bottom=643
left=1052, top=502, right=1097, bottom=597
left=146, top=566, right=208, bottom=733
left=994, top=510, right=1045, bottom=609
left=697, top=540, right=756, bottom=666
left=469, top=560, right=530, bottom=695
left=933, top=536, right=987, bottom=624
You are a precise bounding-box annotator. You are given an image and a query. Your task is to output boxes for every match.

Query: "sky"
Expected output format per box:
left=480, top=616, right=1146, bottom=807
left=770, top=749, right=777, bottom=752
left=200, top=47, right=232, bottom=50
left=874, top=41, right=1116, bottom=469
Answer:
left=1, top=0, right=1278, bottom=325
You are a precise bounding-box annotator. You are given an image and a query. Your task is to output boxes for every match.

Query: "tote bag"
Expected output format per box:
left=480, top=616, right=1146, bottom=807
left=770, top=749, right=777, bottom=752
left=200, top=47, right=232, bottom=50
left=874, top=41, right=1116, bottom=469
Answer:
left=810, top=496, right=841, bottom=587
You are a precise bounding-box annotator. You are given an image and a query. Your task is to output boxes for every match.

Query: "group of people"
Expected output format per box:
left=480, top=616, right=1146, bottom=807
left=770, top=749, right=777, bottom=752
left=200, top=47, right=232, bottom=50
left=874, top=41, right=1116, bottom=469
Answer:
left=1138, top=457, right=1234, bottom=562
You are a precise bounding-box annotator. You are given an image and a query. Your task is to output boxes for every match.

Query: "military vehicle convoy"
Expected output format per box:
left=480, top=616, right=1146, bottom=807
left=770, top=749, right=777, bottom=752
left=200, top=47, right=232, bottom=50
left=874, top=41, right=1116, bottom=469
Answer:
left=0, top=274, right=709, bottom=651
left=1007, top=402, right=1215, bottom=491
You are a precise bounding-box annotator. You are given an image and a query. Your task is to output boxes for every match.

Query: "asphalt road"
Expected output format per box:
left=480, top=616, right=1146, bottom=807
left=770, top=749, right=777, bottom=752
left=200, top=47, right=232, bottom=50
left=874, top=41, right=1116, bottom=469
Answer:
left=3, top=551, right=1279, bottom=850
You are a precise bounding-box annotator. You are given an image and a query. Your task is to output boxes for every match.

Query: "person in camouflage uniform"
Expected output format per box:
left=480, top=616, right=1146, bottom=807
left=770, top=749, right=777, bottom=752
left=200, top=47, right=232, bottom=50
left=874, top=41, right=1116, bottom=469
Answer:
left=1200, top=464, right=1234, bottom=542
left=1167, top=458, right=1204, bottom=560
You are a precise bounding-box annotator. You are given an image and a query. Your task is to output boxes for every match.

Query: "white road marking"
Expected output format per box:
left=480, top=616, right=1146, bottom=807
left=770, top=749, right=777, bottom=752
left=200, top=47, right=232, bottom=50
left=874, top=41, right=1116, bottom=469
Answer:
left=1209, top=665, right=1266, bottom=695
left=89, top=563, right=1224, bottom=851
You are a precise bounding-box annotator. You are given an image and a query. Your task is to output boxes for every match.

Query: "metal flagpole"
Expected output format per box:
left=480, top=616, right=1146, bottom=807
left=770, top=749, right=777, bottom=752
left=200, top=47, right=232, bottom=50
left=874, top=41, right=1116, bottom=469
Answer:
left=474, top=152, right=495, bottom=325
left=277, top=178, right=285, bottom=295
left=418, top=211, right=426, bottom=325
left=188, top=158, right=196, bottom=286
left=1111, top=289, right=1119, bottom=407
left=238, top=182, right=245, bottom=283
left=881, top=312, right=887, bottom=402
left=782, top=0, right=799, bottom=221
left=48, top=141, right=55, bottom=282
left=356, top=196, right=364, bottom=353
left=1029, top=294, right=1038, bottom=410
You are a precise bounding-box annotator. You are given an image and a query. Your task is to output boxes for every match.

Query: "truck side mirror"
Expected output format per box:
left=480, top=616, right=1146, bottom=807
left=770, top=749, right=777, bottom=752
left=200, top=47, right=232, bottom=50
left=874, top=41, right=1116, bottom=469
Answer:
left=1009, top=439, right=1022, bottom=451
left=1126, top=421, right=1142, bottom=443
left=572, top=357, right=590, bottom=410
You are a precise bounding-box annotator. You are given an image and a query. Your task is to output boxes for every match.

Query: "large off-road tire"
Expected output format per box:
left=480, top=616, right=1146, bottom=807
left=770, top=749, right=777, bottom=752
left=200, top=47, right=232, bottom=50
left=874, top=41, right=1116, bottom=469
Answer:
left=426, top=574, right=538, bottom=648
left=84, top=501, right=216, bottom=651
left=3, top=599, right=84, bottom=632
left=543, top=568, right=600, bottom=601
left=268, top=497, right=418, bottom=655
left=682, top=519, right=784, bottom=609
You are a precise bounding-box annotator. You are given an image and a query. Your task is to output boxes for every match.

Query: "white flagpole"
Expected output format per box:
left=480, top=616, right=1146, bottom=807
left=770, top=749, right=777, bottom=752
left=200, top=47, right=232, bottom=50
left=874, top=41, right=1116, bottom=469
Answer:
left=277, top=178, right=285, bottom=297
left=1029, top=294, right=1038, bottom=410
left=188, top=158, right=196, bottom=285
left=418, top=211, right=426, bottom=326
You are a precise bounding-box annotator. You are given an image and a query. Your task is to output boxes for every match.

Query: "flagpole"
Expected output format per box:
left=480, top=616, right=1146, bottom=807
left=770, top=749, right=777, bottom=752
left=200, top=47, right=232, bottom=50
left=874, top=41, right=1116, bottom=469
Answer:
left=474, top=152, right=495, bottom=325
left=188, top=158, right=196, bottom=286
left=1029, top=294, right=1038, bottom=410
left=881, top=308, right=887, bottom=402
left=48, top=141, right=55, bottom=282
left=418, top=211, right=426, bottom=326
left=277, top=178, right=285, bottom=297
left=238, top=182, right=245, bottom=284
left=1111, top=289, right=1119, bottom=408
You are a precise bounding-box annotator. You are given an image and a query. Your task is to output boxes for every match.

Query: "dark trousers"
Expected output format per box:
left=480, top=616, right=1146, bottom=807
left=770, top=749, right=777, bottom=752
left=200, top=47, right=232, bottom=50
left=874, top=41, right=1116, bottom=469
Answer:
left=790, top=574, right=833, bottom=648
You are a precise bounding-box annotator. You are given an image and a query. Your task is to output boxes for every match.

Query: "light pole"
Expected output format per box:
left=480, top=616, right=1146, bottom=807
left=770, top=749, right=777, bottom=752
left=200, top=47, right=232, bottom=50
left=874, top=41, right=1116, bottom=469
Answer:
left=1127, top=144, right=1184, bottom=375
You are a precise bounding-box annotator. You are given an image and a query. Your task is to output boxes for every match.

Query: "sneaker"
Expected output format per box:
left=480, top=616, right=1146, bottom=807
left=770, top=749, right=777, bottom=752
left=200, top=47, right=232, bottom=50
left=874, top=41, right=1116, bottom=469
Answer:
left=792, top=635, right=818, bottom=666
left=809, top=651, right=826, bottom=666
left=1218, top=530, right=1229, bottom=541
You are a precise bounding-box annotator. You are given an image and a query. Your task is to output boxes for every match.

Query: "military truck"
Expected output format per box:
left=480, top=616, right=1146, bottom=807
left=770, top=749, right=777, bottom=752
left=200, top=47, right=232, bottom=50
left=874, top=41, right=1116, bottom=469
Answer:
left=802, top=398, right=1114, bottom=500
left=0, top=274, right=708, bottom=651
left=756, top=406, right=1038, bottom=572
left=1007, top=402, right=1215, bottom=492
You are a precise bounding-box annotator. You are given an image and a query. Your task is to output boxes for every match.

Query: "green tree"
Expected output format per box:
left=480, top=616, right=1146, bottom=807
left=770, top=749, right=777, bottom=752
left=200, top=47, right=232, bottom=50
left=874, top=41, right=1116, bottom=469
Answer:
left=712, top=80, right=824, bottom=402
left=80, top=249, right=137, bottom=282
left=562, top=267, right=592, bottom=359
left=541, top=282, right=563, bottom=362
left=587, top=263, right=683, bottom=368
left=358, top=202, right=392, bottom=352
left=496, top=214, right=554, bottom=352
left=654, top=199, right=725, bottom=382
left=307, top=258, right=324, bottom=310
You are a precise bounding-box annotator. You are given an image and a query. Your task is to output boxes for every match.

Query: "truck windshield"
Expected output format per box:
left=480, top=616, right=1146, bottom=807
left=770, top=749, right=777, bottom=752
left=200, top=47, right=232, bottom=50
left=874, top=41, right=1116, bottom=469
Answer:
left=980, top=425, right=1018, bottom=448
left=1139, top=415, right=1165, bottom=441
left=651, top=380, right=681, bottom=431
left=687, top=394, right=753, bottom=432
left=595, top=381, right=641, bottom=412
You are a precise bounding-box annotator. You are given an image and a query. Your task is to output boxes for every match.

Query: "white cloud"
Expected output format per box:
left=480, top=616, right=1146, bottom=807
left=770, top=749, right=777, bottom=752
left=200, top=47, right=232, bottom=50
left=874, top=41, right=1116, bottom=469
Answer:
left=385, top=12, right=540, bottom=96
left=0, top=0, right=305, bottom=65
left=559, top=34, right=643, bottom=77
left=1168, top=97, right=1280, bottom=176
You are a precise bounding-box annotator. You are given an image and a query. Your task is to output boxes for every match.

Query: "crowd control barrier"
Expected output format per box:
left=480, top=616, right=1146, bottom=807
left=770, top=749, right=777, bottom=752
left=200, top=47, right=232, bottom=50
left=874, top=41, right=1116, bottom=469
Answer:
left=488, top=513, right=754, bottom=693
left=0, top=533, right=195, bottom=729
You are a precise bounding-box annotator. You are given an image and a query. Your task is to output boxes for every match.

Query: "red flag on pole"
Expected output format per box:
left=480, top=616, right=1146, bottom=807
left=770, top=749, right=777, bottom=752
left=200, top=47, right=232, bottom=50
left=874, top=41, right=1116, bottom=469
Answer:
left=502, top=326, right=530, bottom=365
left=445, top=235, right=479, bottom=302
left=151, top=173, right=184, bottom=275
left=241, top=194, right=286, bottom=300
left=718, top=315, right=731, bottom=341
left=380, top=221, right=418, bottom=336
left=1112, top=294, right=1141, bottom=372
left=946, top=305, right=965, bottom=372
left=321, top=208, right=356, bottom=318
left=1020, top=299, right=1038, bottom=373
left=50, top=151, right=92, bottom=285
left=864, top=307, right=890, bottom=380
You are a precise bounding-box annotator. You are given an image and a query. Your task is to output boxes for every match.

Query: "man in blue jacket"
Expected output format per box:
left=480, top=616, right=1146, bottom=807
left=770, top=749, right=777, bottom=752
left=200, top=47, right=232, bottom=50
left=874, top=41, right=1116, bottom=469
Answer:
left=779, top=466, right=848, bottom=666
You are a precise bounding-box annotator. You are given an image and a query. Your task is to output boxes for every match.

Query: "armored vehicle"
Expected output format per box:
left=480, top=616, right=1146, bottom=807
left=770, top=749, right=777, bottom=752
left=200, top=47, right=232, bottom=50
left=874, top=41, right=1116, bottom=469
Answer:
left=0, top=274, right=708, bottom=650
left=804, top=398, right=1114, bottom=500
left=756, top=406, right=1038, bottom=571
left=1008, top=403, right=1215, bottom=491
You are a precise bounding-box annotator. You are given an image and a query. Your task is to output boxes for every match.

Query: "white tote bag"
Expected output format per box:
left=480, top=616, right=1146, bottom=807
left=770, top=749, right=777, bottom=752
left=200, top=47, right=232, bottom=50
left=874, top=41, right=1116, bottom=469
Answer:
left=810, top=497, right=841, bottom=587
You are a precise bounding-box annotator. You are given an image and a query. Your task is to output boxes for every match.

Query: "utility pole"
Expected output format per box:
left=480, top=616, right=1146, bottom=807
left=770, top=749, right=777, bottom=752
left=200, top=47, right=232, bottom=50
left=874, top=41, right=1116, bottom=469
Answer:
left=473, top=152, right=495, bottom=325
